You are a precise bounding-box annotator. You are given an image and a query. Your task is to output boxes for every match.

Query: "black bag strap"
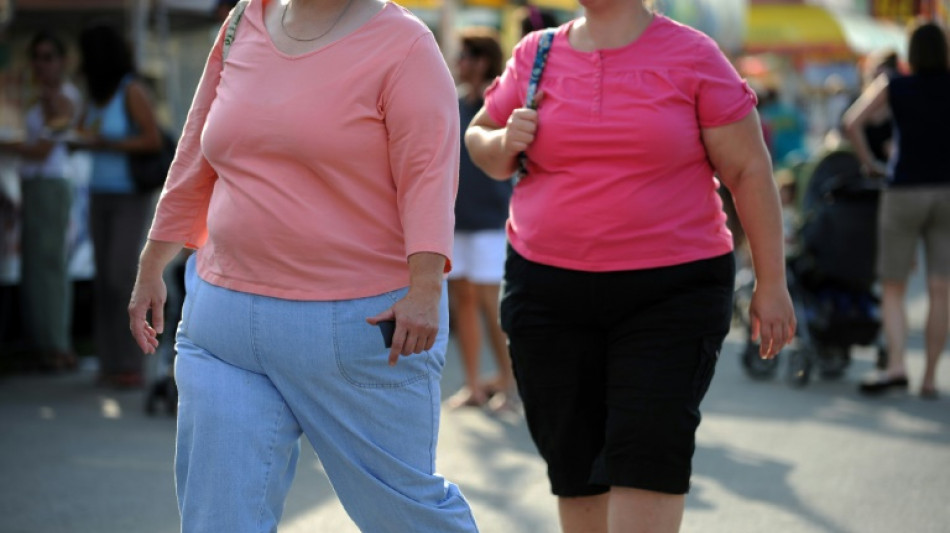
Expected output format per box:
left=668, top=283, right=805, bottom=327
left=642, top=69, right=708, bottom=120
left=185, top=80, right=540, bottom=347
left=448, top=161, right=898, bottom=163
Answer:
left=514, top=28, right=556, bottom=184
left=524, top=29, right=556, bottom=110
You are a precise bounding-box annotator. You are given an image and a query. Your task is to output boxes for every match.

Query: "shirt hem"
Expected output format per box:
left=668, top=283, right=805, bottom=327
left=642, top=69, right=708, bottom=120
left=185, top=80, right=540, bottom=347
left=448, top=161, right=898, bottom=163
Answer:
left=198, top=267, right=412, bottom=302
left=509, top=239, right=734, bottom=273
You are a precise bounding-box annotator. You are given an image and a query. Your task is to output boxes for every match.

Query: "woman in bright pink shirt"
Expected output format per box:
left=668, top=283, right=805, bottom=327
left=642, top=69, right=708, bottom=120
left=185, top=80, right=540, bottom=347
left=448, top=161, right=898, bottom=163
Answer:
left=126, top=1, right=478, bottom=531
left=466, top=0, right=795, bottom=530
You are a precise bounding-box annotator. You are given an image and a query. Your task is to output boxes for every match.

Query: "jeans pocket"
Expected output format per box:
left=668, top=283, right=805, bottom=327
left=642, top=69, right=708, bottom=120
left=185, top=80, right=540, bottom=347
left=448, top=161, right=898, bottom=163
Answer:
left=334, top=289, right=431, bottom=389
left=382, top=287, right=408, bottom=305
left=335, top=328, right=431, bottom=389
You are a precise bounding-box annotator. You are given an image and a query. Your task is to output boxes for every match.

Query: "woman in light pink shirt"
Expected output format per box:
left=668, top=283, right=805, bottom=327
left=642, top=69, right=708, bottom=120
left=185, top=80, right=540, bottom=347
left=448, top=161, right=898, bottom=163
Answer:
left=465, top=0, right=795, bottom=530
left=126, top=1, right=478, bottom=531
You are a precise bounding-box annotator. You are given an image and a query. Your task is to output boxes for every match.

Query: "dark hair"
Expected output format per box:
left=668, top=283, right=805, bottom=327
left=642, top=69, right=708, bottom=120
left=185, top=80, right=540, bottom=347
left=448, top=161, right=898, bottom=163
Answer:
left=459, top=27, right=504, bottom=82
left=520, top=6, right=558, bottom=37
left=908, top=22, right=949, bottom=75
left=79, top=24, right=135, bottom=104
left=29, top=31, right=66, bottom=60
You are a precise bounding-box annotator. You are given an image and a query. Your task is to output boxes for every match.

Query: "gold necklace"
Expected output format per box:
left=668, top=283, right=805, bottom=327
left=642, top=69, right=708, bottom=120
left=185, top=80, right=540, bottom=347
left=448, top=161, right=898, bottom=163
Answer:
left=280, top=0, right=355, bottom=43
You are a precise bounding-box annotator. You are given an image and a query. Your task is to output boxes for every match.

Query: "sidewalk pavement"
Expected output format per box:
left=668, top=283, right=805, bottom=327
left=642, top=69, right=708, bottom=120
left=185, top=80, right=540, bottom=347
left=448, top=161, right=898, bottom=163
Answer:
left=1, top=285, right=949, bottom=532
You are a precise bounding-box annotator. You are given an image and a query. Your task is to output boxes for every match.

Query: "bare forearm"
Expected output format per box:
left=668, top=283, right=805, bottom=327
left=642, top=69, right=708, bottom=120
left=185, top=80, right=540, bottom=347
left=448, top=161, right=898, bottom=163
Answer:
left=407, top=252, right=446, bottom=297
left=94, top=135, right=162, bottom=154
left=138, top=239, right=185, bottom=280
left=730, top=169, right=787, bottom=287
left=464, top=127, right=517, bottom=181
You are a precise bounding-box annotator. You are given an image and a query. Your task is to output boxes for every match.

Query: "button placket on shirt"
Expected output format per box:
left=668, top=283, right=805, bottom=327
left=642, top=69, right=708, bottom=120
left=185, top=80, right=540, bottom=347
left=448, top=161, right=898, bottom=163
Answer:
left=591, top=52, right=603, bottom=120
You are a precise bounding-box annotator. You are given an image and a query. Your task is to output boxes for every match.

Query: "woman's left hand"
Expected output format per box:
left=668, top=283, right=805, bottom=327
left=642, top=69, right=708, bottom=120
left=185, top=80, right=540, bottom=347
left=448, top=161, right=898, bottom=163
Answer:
left=367, top=286, right=440, bottom=366
left=749, top=281, right=796, bottom=359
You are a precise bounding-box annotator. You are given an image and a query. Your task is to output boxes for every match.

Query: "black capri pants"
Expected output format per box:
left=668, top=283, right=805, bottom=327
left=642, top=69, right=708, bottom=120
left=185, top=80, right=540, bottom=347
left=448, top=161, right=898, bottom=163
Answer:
left=500, top=247, right=734, bottom=496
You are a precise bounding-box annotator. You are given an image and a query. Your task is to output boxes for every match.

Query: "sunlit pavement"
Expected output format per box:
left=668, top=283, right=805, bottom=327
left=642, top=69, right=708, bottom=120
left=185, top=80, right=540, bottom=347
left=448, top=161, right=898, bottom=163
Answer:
left=1, top=269, right=948, bottom=533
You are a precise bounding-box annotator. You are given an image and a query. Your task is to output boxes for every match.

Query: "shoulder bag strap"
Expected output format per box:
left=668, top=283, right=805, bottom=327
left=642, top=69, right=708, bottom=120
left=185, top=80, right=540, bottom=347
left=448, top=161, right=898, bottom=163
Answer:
left=524, top=29, right=556, bottom=110
left=514, top=28, right=556, bottom=183
left=223, top=0, right=251, bottom=61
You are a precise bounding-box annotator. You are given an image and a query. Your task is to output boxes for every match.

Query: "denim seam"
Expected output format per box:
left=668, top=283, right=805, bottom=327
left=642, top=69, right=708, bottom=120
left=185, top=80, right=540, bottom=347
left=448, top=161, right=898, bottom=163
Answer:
left=256, top=399, right=284, bottom=531
left=179, top=270, right=202, bottom=337
left=383, top=288, right=403, bottom=305
left=426, top=356, right=437, bottom=472
left=249, top=297, right=263, bottom=367
left=335, top=357, right=430, bottom=389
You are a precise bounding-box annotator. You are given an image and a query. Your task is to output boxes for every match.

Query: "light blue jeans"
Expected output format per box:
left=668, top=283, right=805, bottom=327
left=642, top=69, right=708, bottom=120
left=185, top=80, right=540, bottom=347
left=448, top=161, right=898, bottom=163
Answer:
left=174, top=257, right=478, bottom=533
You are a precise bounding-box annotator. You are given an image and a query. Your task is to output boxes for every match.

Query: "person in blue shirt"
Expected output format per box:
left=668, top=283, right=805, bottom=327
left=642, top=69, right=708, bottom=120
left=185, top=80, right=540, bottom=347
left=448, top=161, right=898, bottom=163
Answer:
left=72, top=24, right=162, bottom=388
left=445, top=28, right=516, bottom=410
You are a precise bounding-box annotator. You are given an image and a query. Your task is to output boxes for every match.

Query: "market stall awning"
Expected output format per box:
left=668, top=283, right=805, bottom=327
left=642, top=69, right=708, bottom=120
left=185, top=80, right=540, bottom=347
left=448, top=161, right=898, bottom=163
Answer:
left=15, top=0, right=124, bottom=8
left=395, top=0, right=443, bottom=8
left=746, top=4, right=907, bottom=57
left=397, top=0, right=578, bottom=11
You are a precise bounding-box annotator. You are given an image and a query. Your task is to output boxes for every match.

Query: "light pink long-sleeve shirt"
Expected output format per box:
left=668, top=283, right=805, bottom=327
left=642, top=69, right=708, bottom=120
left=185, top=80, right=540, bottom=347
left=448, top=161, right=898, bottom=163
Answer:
left=149, top=0, right=459, bottom=300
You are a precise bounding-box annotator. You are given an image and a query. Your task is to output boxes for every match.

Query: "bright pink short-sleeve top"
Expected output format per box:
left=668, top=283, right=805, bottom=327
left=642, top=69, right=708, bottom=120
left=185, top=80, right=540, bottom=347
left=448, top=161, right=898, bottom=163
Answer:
left=485, top=15, right=757, bottom=272
left=148, top=1, right=459, bottom=300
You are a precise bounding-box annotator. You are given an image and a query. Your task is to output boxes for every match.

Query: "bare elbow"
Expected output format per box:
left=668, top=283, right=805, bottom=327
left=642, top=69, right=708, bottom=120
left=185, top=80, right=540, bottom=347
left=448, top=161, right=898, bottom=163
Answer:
left=463, top=127, right=476, bottom=155
left=720, top=157, right=772, bottom=195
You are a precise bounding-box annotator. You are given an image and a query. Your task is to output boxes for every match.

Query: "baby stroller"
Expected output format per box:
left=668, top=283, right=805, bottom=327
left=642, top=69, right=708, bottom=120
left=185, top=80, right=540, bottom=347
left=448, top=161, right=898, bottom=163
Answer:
left=741, top=150, right=887, bottom=386
left=144, top=253, right=189, bottom=416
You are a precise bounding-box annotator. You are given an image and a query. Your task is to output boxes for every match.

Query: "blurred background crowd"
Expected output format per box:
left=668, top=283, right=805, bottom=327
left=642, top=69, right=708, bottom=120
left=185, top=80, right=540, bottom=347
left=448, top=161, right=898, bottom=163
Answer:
left=0, top=0, right=947, bottom=383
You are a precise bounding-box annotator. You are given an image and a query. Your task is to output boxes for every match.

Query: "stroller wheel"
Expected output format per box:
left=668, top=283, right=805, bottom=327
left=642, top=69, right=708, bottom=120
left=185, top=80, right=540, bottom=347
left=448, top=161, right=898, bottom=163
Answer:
left=817, top=345, right=850, bottom=379
left=741, top=342, right=779, bottom=379
left=786, top=347, right=812, bottom=387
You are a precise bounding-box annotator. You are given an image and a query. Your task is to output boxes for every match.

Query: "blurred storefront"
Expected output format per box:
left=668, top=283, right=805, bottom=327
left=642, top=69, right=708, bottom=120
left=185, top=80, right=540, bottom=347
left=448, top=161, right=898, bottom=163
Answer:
left=737, top=0, right=937, bottom=163
left=746, top=2, right=907, bottom=58
left=657, top=0, right=746, bottom=54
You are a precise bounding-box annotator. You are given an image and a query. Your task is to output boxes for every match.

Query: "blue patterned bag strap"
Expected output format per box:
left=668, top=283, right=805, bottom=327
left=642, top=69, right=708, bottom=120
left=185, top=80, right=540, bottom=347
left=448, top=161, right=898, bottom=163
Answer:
left=514, top=28, right=556, bottom=184
left=223, top=0, right=250, bottom=61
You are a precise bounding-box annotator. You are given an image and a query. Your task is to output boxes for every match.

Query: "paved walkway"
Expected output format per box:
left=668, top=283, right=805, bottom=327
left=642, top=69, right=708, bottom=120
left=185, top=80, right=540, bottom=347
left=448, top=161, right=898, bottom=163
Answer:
left=1, top=274, right=948, bottom=532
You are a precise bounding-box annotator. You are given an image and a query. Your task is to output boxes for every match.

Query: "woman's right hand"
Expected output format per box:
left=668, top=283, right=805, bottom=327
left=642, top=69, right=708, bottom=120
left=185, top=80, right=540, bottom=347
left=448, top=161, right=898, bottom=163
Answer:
left=502, top=91, right=544, bottom=156
left=128, top=272, right=167, bottom=355
left=502, top=108, right=539, bottom=155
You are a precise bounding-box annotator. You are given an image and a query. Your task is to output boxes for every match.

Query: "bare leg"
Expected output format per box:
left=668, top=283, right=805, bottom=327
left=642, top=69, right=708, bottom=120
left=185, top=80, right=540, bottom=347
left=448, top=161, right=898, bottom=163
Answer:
left=608, top=487, right=684, bottom=533
left=447, top=279, right=488, bottom=407
left=922, top=276, right=949, bottom=393
left=475, top=283, right=513, bottom=393
left=881, top=280, right=909, bottom=378
left=559, top=494, right=609, bottom=533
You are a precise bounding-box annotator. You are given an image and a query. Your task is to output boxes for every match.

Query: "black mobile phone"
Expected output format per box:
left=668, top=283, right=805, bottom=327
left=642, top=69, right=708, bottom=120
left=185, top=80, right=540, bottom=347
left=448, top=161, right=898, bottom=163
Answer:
left=378, top=320, right=396, bottom=348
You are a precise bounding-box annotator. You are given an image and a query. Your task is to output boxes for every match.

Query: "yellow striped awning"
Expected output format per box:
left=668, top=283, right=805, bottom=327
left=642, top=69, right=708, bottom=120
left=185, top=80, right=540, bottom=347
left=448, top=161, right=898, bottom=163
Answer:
left=746, top=4, right=908, bottom=57
left=397, top=0, right=578, bottom=11
left=746, top=4, right=851, bottom=55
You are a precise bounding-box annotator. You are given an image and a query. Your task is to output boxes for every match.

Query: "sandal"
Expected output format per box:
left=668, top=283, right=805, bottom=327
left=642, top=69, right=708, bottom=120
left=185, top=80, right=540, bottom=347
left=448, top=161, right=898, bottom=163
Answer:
left=445, top=387, right=488, bottom=409
left=40, top=350, right=78, bottom=374
left=98, top=372, right=145, bottom=390
left=858, top=373, right=908, bottom=395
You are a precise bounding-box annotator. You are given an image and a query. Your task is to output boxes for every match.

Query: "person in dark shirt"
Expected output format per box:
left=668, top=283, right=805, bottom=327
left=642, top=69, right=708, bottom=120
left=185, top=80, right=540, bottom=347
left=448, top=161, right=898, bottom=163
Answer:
left=445, top=28, right=515, bottom=410
left=844, top=22, right=950, bottom=399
